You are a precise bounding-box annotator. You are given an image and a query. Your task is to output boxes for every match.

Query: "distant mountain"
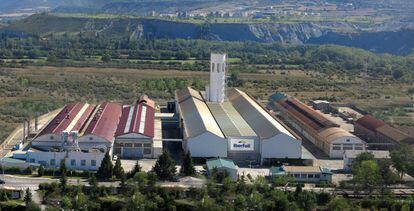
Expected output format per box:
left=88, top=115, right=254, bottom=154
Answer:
left=0, top=0, right=216, bottom=14
left=0, top=0, right=127, bottom=13
left=4, top=13, right=414, bottom=55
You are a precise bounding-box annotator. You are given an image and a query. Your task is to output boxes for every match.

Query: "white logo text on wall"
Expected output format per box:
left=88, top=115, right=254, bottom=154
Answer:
left=230, top=139, right=254, bottom=151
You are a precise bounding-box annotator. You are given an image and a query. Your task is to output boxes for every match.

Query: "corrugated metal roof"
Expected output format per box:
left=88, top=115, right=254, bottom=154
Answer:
left=355, top=115, right=386, bottom=132
left=176, top=87, right=204, bottom=103
left=276, top=98, right=338, bottom=132
left=177, top=88, right=224, bottom=138
left=228, top=88, right=296, bottom=140
left=83, top=102, right=122, bottom=142
left=207, top=102, right=256, bottom=137
left=38, top=102, right=95, bottom=137
left=376, top=125, right=412, bottom=143
left=318, top=127, right=361, bottom=144
left=116, top=96, right=156, bottom=138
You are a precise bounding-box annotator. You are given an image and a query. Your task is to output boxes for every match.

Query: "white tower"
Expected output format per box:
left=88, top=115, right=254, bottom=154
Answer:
left=206, top=53, right=227, bottom=103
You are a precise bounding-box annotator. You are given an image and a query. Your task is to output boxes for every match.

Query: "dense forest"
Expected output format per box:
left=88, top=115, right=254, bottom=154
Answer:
left=0, top=34, right=413, bottom=80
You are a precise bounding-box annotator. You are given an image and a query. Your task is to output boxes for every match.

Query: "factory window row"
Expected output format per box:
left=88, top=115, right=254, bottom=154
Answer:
left=117, top=143, right=152, bottom=148
left=29, top=158, right=96, bottom=167
left=292, top=173, right=321, bottom=179
left=332, top=144, right=364, bottom=151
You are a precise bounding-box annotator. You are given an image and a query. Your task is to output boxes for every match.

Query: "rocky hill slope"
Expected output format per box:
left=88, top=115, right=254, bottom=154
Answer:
left=2, top=14, right=414, bottom=55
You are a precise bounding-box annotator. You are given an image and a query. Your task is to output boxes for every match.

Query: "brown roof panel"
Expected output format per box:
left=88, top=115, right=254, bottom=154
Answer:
left=355, top=115, right=386, bottom=132
left=83, top=102, right=122, bottom=142
left=276, top=98, right=338, bottom=132
left=376, top=125, right=412, bottom=143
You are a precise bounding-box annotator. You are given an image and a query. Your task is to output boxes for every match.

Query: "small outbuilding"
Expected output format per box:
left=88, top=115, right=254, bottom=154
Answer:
left=343, top=150, right=390, bottom=171
left=206, top=158, right=238, bottom=181
left=269, top=165, right=332, bottom=183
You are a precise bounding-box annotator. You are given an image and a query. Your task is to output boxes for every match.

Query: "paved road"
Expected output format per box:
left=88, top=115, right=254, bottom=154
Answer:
left=0, top=174, right=119, bottom=191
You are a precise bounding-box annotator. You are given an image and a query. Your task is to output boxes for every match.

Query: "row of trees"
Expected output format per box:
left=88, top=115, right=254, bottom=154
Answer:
left=0, top=35, right=413, bottom=79
left=96, top=150, right=195, bottom=182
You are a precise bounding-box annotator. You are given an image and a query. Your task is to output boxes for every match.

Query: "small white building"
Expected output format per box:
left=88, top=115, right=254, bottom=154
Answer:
left=206, top=158, right=238, bottom=181
left=270, top=165, right=332, bottom=183
left=343, top=150, right=390, bottom=171
left=26, top=149, right=105, bottom=171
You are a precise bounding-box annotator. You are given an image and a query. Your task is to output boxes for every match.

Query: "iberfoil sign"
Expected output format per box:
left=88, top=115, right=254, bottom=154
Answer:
left=230, top=139, right=254, bottom=151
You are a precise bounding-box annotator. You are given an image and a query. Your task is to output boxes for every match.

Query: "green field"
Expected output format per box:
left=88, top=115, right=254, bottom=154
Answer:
left=1, top=65, right=413, bottom=143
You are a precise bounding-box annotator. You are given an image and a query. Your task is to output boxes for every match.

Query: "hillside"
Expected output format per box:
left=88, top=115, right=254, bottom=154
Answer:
left=3, top=13, right=414, bottom=55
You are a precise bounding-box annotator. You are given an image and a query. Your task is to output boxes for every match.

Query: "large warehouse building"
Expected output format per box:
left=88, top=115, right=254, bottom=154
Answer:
left=355, top=115, right=414, bottom=149
left=176, top=54, right=302, bottom=165
left=273, top=96, right=366, bottom=158
left=114, top=95, right=162, bottom=159
left=17, top=96, right=161, bottom=170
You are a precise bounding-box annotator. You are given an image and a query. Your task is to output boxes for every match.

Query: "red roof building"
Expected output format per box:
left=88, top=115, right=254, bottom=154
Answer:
left=38, top=102, right=95, bottom=137
left=83, top=102, right=122, bottom=142
left=116, top=96, right=155, bottom=138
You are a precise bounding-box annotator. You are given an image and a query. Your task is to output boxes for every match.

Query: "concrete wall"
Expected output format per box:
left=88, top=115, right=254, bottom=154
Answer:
left=261, top=133, right=302, bottom=161
left=186, top=132, right=227, bottom=158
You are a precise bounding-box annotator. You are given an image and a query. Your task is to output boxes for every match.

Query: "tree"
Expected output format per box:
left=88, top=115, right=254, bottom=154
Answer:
left=180, top=151, right=195, bottom=176
left=296, top=191, right=317, bottom=210
left=59, top=160, right=68, bottom=192
left=392, top=69, right=404, bottom=80
left=89, top=175, right=98, bottom=188
left=60, top=172, right=67, bottom=192
left=37, top=165, right=45, bottom=177
left=60, top=159, right=67, bottom=176
left=153, top=150, right=176, bottom=181
left=89, top=175, right=99, bottom=198
left=350, top=152, right=375, bottom=174
left=327, top=196, right=350, bottom=211
left=24, top=188, right=32, bottom=205
left=61, top=196, right=73, bottom=210
left=113, top=157, right=124, bottom=179
left=354, top=160, right=381, bottom=195
left=391, top=144, right=414, bottom=179
left=97, top=151, right=113, bottom=180
left=101, top=54, right=111, bottom=63
left=47, top=54, right=57, bottom=63
left=378, top=159, right=399, bottom=187
left=127, top=160, right=141, bottom=179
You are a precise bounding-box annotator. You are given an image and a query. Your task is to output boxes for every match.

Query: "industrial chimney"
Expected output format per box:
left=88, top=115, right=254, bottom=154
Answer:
left=206, top=53, right=227, bottom=103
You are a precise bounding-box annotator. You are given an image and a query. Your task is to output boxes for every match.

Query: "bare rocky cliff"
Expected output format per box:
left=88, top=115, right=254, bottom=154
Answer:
left=2, top=14, right=414, bottom=55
